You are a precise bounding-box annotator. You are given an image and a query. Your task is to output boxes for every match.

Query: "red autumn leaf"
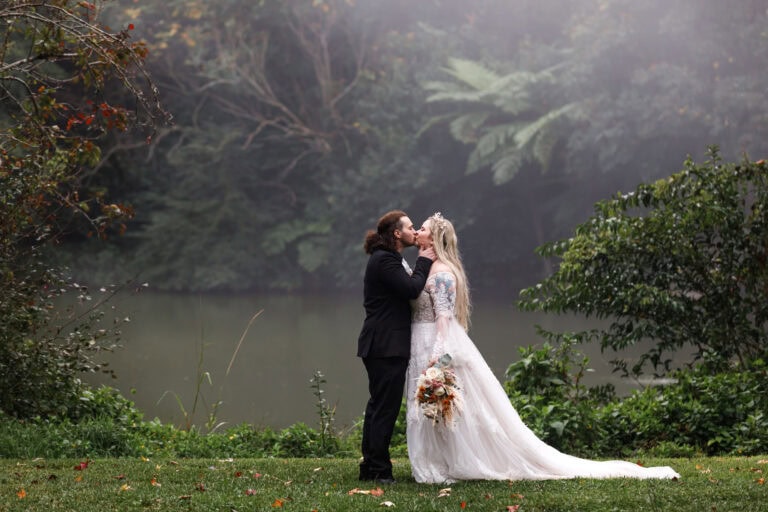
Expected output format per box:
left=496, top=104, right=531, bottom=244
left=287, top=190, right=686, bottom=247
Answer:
left=506, top=506, right=521, bottom=512
left=234, top=471, right=243, bottom=478
left=128, top=23, right=135, bottom=30
left=253, top=473, right=263, bottom=479
left=17, top=488, right=26, bottom=499
left=272, top=498, right=285, bottom=507
left=73, top=461, right=89, bottom=471
left=245, top=489, right=257, bottom=496
left=460, top=501, right=467, bottom=508
left=114, top=474, right=126, bottom=480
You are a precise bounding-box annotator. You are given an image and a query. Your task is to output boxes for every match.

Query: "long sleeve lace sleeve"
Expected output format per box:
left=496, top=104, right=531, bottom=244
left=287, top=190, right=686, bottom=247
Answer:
left=430, top=272, right=456, bottom=360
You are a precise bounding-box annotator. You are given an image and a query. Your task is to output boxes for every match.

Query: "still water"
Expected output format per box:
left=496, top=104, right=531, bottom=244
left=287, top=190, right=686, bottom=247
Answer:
left=86, top=290, right=652, bottom=431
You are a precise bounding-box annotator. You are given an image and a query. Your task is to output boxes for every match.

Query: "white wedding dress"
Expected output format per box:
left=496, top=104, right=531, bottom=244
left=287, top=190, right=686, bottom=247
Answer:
left=406, top=271, right=680, bottom=483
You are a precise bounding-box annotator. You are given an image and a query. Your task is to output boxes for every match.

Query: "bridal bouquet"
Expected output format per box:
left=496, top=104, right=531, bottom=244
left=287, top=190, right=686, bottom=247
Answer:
left=414, top=353, right=462, bottom=426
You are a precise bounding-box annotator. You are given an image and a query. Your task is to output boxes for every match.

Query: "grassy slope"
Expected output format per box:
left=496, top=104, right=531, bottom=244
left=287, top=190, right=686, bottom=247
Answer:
left=1, top=456, right=766, bottom=511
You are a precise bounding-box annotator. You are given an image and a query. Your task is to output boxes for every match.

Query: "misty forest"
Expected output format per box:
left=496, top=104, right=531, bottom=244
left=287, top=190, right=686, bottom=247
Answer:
left=2, top=0, right=768, bottom=464
left=52, top=0, right=768, bottom=293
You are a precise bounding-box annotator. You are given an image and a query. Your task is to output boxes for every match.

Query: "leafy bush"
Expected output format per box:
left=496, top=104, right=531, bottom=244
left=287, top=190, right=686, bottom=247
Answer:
left=0, top=265, right=130, bottom=419
left=502, top=342, right=768, bottom=457
left=519, top=150, right=768, bottom=376
left=503, top=340, right=613, bottom=456
left=597, top=359, right=768, bottom=456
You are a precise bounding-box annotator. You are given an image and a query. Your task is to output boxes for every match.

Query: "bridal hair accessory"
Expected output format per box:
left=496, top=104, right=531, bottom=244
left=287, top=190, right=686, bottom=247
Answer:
left=430, top=211, right=448, bottom=231
left=415, top=353, right=462, bottom=426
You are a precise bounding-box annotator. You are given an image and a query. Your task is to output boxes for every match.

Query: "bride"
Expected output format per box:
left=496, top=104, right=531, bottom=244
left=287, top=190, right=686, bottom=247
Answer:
left=405, top=212, right=680, bottom=483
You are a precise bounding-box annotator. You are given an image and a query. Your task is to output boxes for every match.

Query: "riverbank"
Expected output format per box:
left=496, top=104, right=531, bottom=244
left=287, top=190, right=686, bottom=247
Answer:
left=3, top=456, right=766, bottom=511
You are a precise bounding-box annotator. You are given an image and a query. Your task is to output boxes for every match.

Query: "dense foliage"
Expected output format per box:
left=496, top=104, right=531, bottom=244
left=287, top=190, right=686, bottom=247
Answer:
left=63, top=0, right=767, bottom=293
left=519, top=150, right=768, bottom=376
left=504, top=343, right=768, bottom=458
left=0, top=0, right=165, bottom=418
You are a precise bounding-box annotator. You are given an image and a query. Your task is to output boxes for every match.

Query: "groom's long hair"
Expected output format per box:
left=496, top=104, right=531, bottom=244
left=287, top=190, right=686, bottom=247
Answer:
left=363, top=210, right=407, bottom=254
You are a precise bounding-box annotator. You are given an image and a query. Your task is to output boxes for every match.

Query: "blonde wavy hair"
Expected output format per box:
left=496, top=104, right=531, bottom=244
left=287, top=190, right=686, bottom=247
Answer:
left=428, top=212, right=471, bottom=331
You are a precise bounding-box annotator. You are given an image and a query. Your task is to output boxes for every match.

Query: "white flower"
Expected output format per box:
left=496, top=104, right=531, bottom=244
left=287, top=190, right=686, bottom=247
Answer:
left=425, top=367, right=443, bottom=380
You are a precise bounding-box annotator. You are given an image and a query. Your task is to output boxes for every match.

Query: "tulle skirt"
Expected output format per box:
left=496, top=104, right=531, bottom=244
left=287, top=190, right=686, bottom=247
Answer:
left=405, top=319, right=680, bottom=483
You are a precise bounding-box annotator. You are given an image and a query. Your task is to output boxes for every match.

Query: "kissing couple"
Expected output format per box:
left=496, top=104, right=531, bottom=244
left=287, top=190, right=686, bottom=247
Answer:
left=356, top=210, right=679, bottom=484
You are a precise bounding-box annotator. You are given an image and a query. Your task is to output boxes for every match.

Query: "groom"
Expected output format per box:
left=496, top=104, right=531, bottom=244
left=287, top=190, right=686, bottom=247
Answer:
left=357, top=210, right=435, bottom=484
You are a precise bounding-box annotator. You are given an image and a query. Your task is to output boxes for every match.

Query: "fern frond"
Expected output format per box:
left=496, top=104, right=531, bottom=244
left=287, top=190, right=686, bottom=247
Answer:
left=416, top=112, right=460, bottom=138
left=426, top=89, right=490, bottom=104
left=466, top=123, right=524, bottom=173
left=448, top=112, right=491, bottom=143
left=491, top=150, right=525, bottom=184
left=513, top=102, right=579, bottom=148
left=444, top=58, right=500, bottom=90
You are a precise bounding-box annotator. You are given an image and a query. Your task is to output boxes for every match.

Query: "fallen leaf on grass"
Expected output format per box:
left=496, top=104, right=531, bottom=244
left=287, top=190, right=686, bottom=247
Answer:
left=17, top=488, right=26, bottom=499
left=313, top=467, right=324, bottom=472
left=460, top=501, right=467, bottom=508
left=510, top=493, right=524, bottom=499
left=119, top=483, right=132, bottom=492
left=506, top=506, right=521, bottom=512
left=150, top=477, right=161, bottom=487
left=756, top=460, right=768, bottom=465
left=437, top=488, right=451, bottom=498
left=245, top=489, right=257, bottom=496
left=348, top=487, right=385, bottom=496
left=381, top=501, right=395, bottom=507
left=756, top=478, right=765, bottom=485
left=73, top=460, right=90, bottom=471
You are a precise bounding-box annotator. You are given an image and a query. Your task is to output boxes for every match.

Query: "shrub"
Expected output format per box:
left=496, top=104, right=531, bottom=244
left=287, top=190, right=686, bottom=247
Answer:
left=519, top=150, right=768, bottom=376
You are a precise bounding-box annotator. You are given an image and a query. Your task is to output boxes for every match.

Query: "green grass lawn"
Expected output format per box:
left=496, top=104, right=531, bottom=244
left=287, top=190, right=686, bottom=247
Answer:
left=1, top=456, right=766, bottom=511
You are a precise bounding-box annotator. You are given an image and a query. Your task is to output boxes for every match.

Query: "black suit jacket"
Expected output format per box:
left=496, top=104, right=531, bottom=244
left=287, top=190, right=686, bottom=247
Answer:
left=357, top=248, right=433, bottom=358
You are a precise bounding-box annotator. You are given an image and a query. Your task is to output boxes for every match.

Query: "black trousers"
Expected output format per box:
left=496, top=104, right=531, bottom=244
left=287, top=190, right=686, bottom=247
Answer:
left=359, top=356, right=408, bottom=479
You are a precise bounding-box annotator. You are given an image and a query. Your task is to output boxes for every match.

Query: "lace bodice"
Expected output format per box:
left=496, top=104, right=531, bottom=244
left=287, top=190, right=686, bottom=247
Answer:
left=412, top=271, right=456, bottom=323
